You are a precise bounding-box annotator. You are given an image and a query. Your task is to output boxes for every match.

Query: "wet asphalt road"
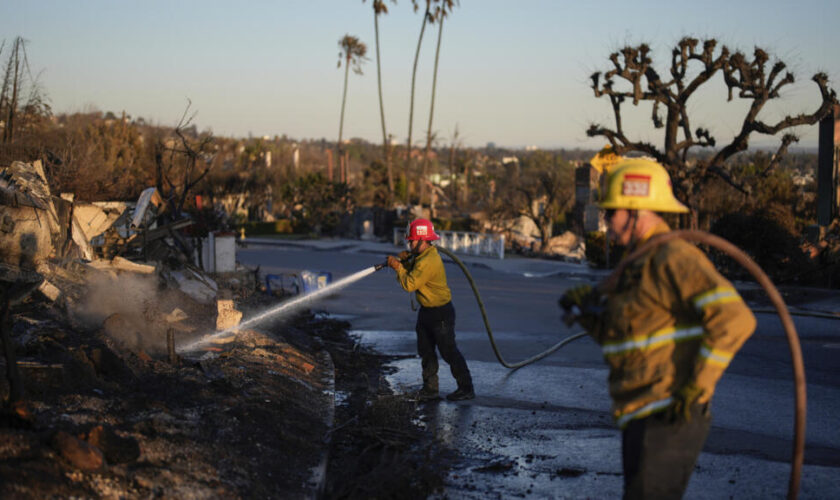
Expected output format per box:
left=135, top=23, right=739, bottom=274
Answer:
left=238, top=242, right=840, bottom=499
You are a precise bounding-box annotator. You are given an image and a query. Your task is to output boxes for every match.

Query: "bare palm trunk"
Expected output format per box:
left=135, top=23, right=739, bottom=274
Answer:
left=422, top=14, right=444, bottom=206
left=337, top=54, right=350, bottom=172
left=373, top=12, right=393, bottom=202
left=406, top=6, right=430, bottom=204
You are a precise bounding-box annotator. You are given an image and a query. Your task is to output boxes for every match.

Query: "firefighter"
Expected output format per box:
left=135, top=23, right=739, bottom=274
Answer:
left=560, top=158, right=756, bottom=499
left=387, top=218, right=475, bottom=401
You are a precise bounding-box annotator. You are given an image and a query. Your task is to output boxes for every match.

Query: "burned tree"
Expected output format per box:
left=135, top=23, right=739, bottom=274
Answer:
left=0, top=36, right=51, bottom=146
left=154, top=100, right=214, bottom=220
left=149, top=101, right=215, bottom=261
left=587, top=38, right=838, bottom=226
left=495, top=152, right=574, bottom=252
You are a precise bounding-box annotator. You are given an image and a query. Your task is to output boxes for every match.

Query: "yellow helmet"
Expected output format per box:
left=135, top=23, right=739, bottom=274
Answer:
left=598, top=158, right=689, bottom=213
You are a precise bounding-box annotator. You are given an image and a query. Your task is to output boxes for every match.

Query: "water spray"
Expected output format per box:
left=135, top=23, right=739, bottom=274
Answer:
left=178, top=261, right=389, bottom=354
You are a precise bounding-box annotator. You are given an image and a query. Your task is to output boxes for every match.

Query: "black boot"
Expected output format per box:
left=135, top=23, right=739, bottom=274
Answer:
left=446, top=386, right=475, bottom=401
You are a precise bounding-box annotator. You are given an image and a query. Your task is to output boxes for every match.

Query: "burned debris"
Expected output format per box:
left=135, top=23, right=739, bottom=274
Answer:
left=0, top=160, right=343, bottom=497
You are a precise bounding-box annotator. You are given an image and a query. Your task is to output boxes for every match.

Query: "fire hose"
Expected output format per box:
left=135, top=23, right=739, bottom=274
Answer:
left=433, top=231, right=807, bottom=500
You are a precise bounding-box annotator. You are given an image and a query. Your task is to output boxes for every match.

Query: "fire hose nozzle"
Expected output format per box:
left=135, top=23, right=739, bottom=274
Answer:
left=374, top=261, right=388, bottom=271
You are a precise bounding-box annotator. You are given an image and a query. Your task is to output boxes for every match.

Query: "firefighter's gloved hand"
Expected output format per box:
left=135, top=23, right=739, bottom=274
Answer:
left=669, top=382, right=704, bottom=422
left=387, top=255, right=402, bottom=271
left=397, top=251, right=411, bottom=261
left=559, top=284, right=594, bottom=312
left=559, top=284, right=601, bottom=328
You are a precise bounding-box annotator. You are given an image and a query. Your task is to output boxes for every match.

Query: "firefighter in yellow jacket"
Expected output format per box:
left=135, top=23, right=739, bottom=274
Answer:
left=387, top=218, right=475, bottom=401
left=561, top=158, right=756, bottom=499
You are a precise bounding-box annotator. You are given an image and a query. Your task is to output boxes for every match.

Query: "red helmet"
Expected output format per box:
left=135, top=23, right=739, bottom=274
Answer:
left=406, top=218, right=440, bottom=241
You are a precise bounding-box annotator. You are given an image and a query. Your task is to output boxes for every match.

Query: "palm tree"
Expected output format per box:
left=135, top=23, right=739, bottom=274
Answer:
left=406, top=0, right=433, bottom=203
left=336, top=34, right=367, bottom=183
left=421, top=0, right=456, bottom=206
left=367, top=0, right=395, bottom=202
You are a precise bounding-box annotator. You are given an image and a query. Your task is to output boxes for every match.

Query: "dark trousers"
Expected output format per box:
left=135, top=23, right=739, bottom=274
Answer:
left=415, top=302, right=472, bottom=392
left=622, top=404, right=711, bottom=500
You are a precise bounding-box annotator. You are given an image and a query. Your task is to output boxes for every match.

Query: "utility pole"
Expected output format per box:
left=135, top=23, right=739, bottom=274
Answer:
left=817, top=104, right=840, bottom=227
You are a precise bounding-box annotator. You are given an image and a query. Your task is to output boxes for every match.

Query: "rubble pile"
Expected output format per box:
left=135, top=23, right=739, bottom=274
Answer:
left=0, top=161, right=336, bottom=496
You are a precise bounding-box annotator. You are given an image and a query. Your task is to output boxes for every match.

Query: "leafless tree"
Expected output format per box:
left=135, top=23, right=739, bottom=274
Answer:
left=0, top=36, right=51, bottom=144
left=587, top=38, right=838, bottom=227
left=155, top=100, right=215, bottom=220
left=510, top=152, right=574, bottom=251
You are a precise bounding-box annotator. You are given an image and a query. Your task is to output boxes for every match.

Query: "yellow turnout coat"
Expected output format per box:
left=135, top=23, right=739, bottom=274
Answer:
left=395, top=246, right=452, bottom=308
left=585, top=224, right=756, bottom=428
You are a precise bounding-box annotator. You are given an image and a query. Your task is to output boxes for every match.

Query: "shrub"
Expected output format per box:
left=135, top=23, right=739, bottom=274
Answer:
left=710, top=207, right=812, bottom=283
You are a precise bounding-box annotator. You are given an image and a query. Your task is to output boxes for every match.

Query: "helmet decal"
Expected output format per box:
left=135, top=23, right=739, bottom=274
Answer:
left=622, top=174, right=651, bottom=197
left=406, top=218, right=441, bottom=241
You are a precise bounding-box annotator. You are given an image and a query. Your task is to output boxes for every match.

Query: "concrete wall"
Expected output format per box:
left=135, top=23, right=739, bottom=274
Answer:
left=199, top=232, right=236, bottom=273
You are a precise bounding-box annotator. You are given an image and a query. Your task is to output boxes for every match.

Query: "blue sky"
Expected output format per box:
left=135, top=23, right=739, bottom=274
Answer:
left=2, top=0, right=838, bottom=149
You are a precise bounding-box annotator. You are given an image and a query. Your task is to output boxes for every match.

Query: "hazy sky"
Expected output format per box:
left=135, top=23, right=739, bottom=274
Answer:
left=2, top=0, right=838, bottom=149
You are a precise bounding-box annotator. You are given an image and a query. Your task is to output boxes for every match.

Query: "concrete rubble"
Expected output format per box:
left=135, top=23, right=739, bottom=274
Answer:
left=0, top=161, right=58, bottom=283
left=215, top=299, right=243, bottom=331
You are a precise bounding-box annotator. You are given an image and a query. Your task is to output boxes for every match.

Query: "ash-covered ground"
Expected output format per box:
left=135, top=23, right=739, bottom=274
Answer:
left=0, top=274, right=450, bottom=498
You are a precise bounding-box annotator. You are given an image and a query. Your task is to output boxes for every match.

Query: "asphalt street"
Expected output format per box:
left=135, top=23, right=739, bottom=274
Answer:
left=237, top=238, right=840, bottom=499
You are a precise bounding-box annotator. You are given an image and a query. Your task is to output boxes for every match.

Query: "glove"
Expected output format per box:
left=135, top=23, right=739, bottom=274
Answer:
left=559, top=284, right=594, bottom=312
left=669, top=382, right=704, bottom=422
left=397, top=251, right=411, bottom=261
left=559, top=284, right=602, bottom=328
left=387, top=255, right=401, bottom=271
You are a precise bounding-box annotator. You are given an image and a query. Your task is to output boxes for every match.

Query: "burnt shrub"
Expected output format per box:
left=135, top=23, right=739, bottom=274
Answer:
left=585, top=231, right=625, bottom=269
left=709, top=205, right=813, bottom=283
